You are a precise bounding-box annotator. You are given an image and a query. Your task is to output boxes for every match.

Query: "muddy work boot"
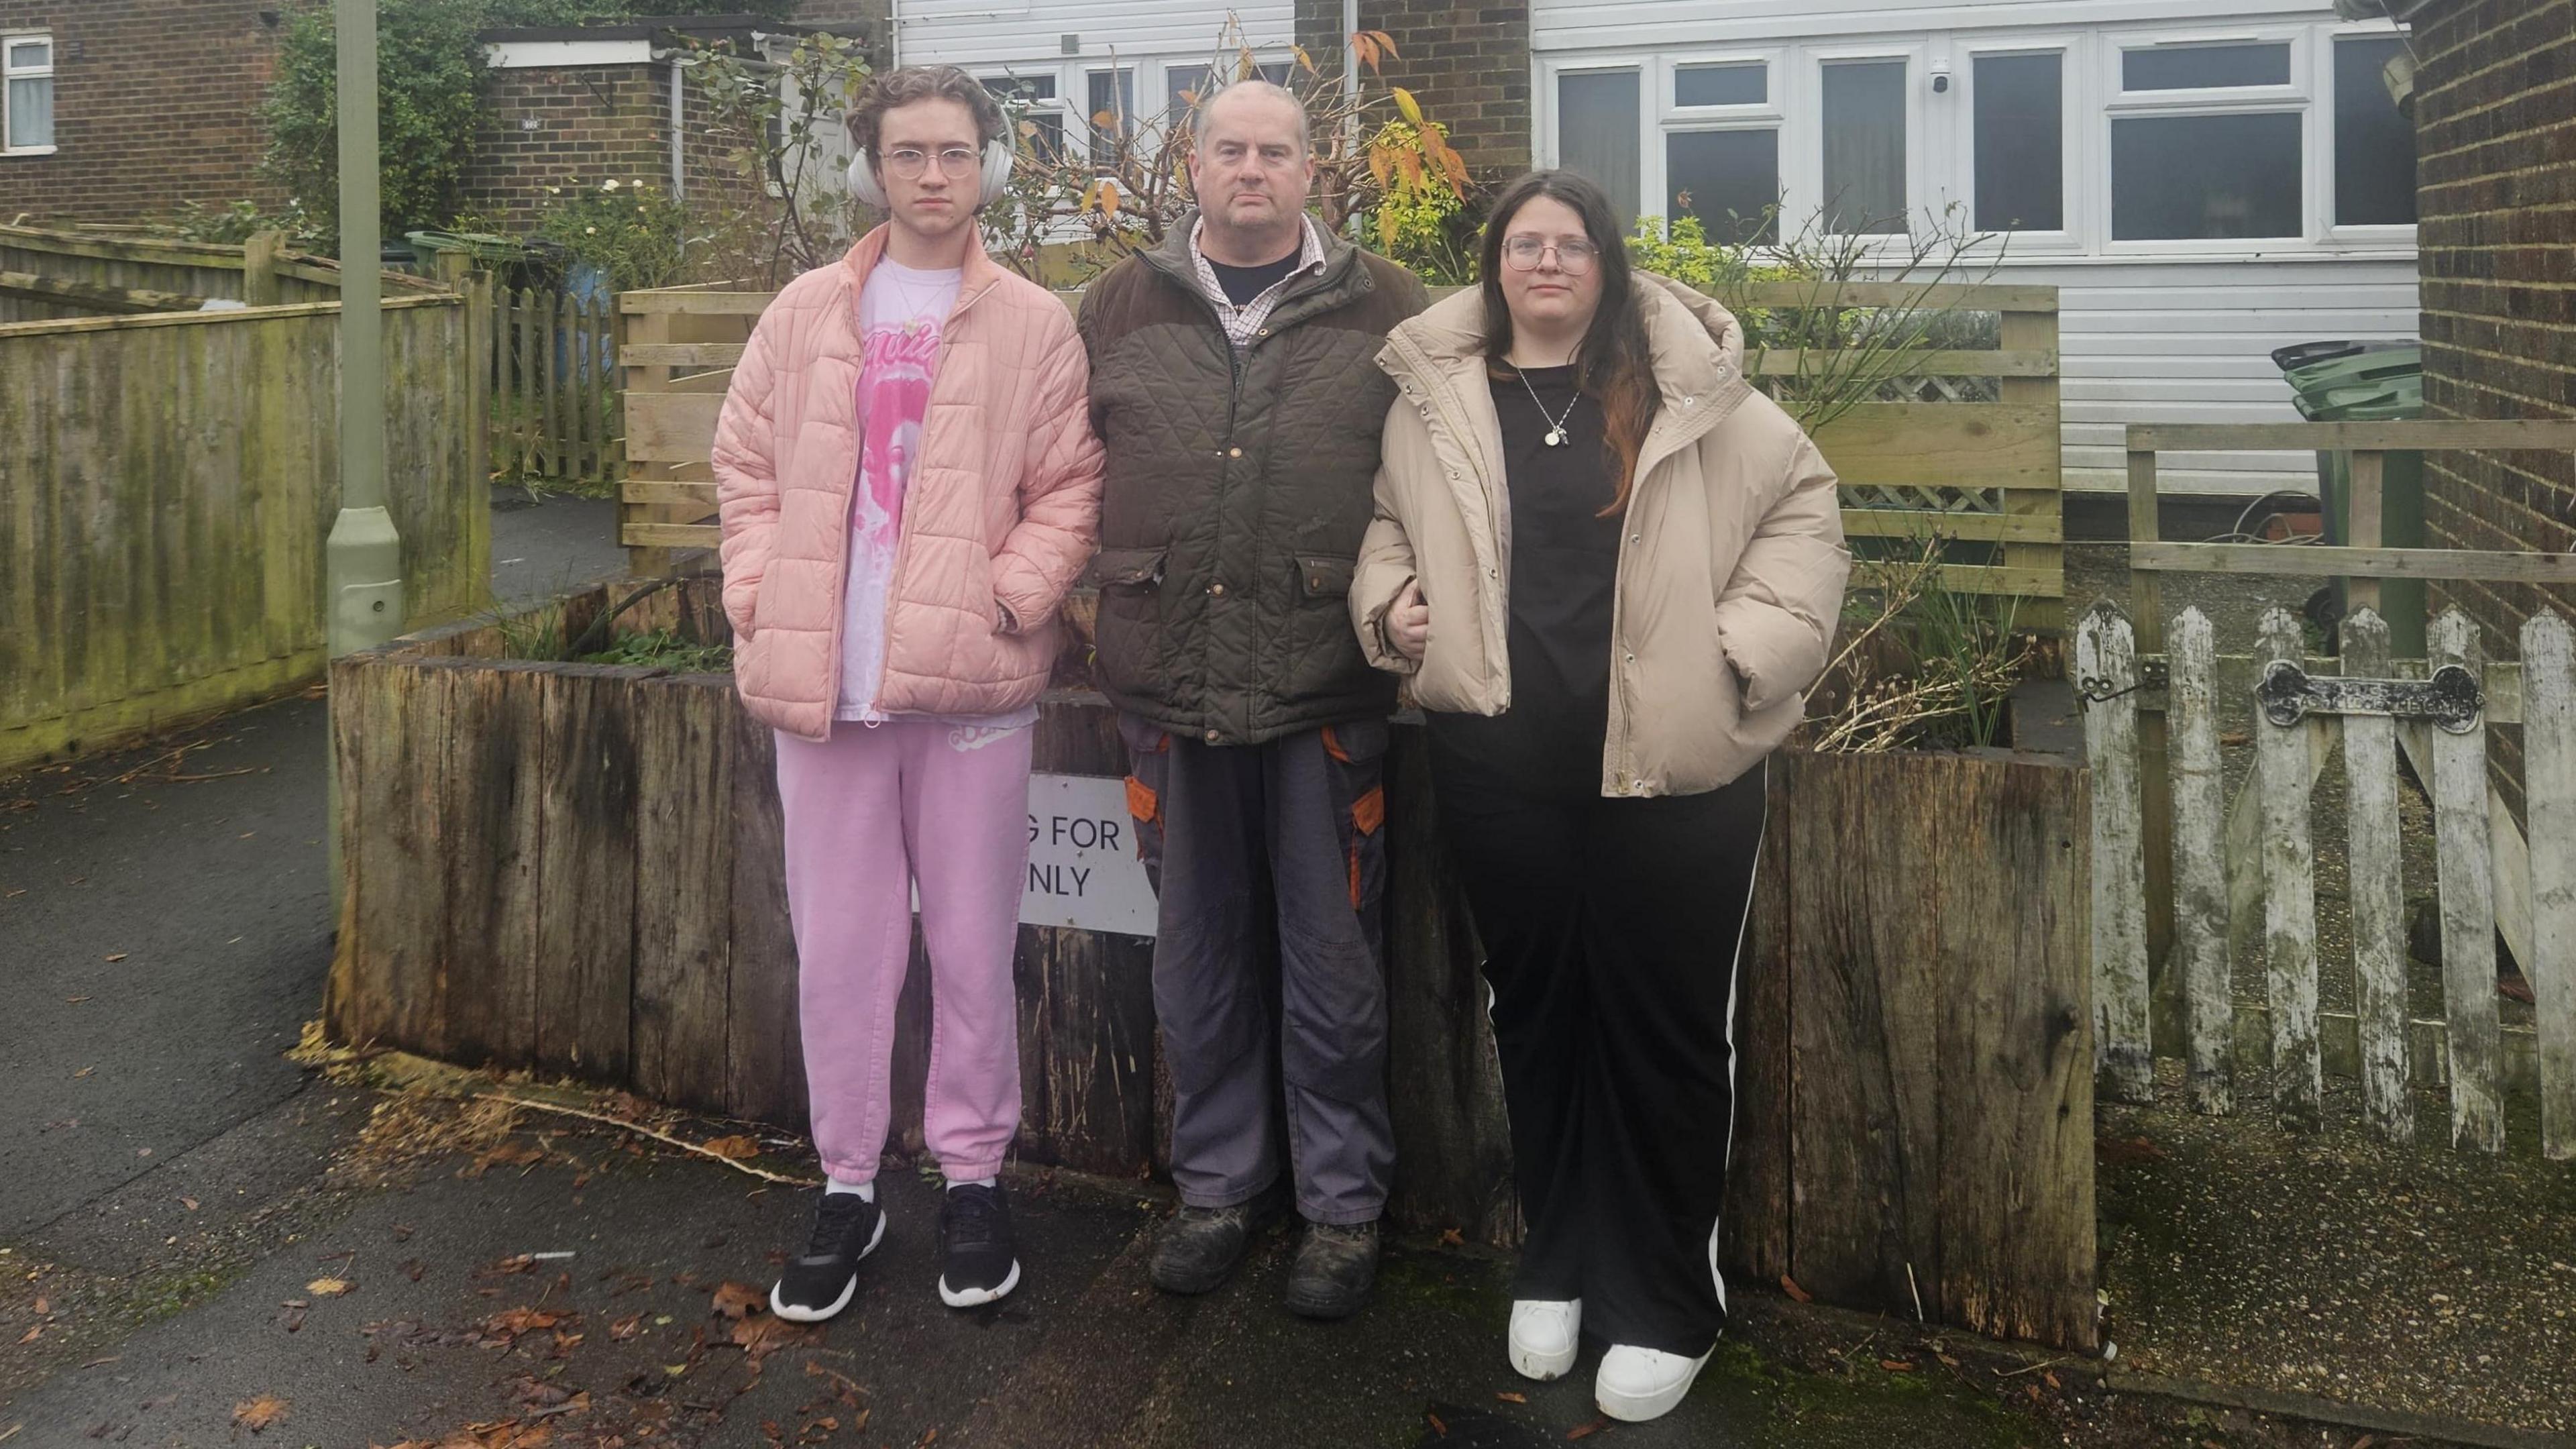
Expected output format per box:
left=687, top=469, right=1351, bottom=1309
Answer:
left=1283, top=1219, right=1379, bottom=1320
left=1148, top=1187, right=1283, bottom=1295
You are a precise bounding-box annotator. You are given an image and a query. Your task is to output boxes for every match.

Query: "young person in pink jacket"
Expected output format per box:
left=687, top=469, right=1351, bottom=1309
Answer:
left=710, top=64, right=1102, bottom=1322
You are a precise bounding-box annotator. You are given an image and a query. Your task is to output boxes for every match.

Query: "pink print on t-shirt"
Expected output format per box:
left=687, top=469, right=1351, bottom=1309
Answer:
left=837, top=260, right=958, bottom=721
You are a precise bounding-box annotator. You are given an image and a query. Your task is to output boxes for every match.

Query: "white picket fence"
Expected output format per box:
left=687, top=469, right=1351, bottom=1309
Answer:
left=2078, top=602, right=2576, bottom=1159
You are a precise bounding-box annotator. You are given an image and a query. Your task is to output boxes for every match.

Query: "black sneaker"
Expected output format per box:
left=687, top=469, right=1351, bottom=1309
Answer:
left=1148, top=1184, right=1285, bottom=1295
left=937, top=1183, right=1022, bottom=1307
left=1283, top=1220, right=1379, bottom=1320
left=769, top=1189, right=885, bottom=1323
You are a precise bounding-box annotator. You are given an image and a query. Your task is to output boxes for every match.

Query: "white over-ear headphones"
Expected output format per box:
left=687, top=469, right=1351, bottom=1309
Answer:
left=846, top=137, right=1017, bottom=211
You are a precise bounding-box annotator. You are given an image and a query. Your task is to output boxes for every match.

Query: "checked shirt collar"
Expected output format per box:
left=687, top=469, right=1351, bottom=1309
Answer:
left=1187, top=214, right=1328, bottom=350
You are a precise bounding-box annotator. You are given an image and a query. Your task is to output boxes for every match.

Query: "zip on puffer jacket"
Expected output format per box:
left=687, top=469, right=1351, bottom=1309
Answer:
left=712, top=227, right=1105, bottom=740
left=1351, top=274, right=1851, bottom=798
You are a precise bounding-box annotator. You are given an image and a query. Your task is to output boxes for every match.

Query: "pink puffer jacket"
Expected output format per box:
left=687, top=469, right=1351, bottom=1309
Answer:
left=712, top=228, right=1104, bottom=739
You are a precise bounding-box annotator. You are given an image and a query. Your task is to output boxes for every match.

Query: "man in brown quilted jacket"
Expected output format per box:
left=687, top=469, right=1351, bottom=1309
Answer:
left=1079, top=80, right=1427, bottom=1321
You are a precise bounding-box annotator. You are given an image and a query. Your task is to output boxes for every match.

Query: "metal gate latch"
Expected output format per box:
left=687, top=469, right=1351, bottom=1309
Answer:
left=2255, top=661, right=2483, bottom=733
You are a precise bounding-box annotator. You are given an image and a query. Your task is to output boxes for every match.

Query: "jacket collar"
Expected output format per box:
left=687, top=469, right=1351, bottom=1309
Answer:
left=1379, top=272, right=1750, bottom=412
left=1141, top=209, right=1371, bottom=321
left=839, top=223, right=1009, bottom=313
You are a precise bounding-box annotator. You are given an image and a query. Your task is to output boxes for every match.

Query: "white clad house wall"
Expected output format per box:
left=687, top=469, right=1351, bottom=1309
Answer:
left=2038, top=256, right=2418, bottom=494
left=894, top=1, right=1296, bottom=99
left=1531, top=0, right=2422, bottom=498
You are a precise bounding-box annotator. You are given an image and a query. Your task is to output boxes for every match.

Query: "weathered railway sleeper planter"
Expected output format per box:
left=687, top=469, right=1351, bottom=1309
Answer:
left=327, top=576, right=2099, bottom=1351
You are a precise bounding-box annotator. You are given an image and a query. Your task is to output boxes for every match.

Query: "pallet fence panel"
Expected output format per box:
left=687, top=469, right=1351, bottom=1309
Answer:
left=2524, top=611, right=2576, bottom=1162
left=2338, top=610, right=2416, bottom=1145
left=2165, top=608, right=2233, bottom=1115
left=2254, top=608, right=2324, bottom=1132
left=2428, top=608, right=2504, bottom=1154
left=2076, top=604, right=2153, bottom=1103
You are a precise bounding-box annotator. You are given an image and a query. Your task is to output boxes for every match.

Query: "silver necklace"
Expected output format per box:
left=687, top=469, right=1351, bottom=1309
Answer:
left=1513, top=364, right=1582, bottom=447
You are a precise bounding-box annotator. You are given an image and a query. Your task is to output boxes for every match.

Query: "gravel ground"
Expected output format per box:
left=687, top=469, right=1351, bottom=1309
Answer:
left=2065, top=544, right=2576, bottom=1434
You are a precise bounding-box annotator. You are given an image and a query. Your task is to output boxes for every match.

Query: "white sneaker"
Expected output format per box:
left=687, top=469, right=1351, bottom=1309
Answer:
left=1595, top=1342, right=1713, bottom=1422
left=1506, top=1298, right=1581, bottom=1381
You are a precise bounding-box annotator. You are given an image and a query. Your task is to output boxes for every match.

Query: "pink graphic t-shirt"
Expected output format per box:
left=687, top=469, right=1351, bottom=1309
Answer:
left=837, top=260, right=960, bottom=722
left=835, top=260, right=1040, bottom=740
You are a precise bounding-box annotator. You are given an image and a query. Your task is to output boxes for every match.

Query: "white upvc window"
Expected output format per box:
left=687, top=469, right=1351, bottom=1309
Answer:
left=1658, top=48, right=1784, bottom=243
left=1539, top=17, right=2415, bottom=261
left=1805, top=40, right=1927, bottom=239
left=5, top=31, right=54, bottom=156
left=2098, top=24, right=2313, bottom=252
left=1952, top=38, right=2080, bottom=252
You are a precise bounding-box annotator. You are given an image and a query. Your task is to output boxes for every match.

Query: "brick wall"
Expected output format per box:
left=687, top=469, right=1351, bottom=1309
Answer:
left=1293, top=0, right=1530, bottom=176
left=2410, top=0, right=2575, bottom=814
left=0, top=0, right=290, bottom=226
left=465, top=64, right=672, bottom=233
left=464, top=62, right=779, bottom=238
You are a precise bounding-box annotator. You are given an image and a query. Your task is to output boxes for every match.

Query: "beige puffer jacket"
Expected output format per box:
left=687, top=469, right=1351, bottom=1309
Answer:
left=1351, top=276, right=1850, bottom=798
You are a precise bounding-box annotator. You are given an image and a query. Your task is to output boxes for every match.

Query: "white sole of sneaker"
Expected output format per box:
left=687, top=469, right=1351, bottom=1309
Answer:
left=1507, top=1332, right=1578, bottom=1381
left=768, top=1209, right=885, bottom=1324
left=1595, top=1349, right=1712, bottom=1423
left=938, top=1258, right=1022, bottom=1309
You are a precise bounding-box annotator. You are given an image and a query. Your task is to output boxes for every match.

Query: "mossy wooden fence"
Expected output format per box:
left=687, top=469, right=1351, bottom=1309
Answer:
left=0, top=223, right=449, bottom=322
left=616, top=279, right=2065, bottom=626
left=0, top=292, right=487, bottom=777
left=328, top=578, right=2098, bottom=1351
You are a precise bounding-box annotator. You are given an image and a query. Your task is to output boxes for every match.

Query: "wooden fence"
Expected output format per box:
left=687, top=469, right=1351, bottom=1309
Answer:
left=328, top=577, right=2100, bottom=1352
left=0, top=295, right=488, bottom=777
left=616, top=280, right=2066, bottom=625
left=0, top=222, right=445, bottom=323
left=483, top=282, right=620, bottom=486
left=2082, top=417, right=2576, bottom=1159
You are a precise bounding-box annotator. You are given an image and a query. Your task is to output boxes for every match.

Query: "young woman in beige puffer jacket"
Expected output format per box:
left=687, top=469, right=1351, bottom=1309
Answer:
left=1350, top=170, right=1848, bottom=1426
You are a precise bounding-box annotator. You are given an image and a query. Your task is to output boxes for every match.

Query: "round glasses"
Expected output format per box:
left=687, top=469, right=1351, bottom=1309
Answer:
left=883, top=146, right=983, bottom=180
left=1501, top=235, right=1600, bottom=275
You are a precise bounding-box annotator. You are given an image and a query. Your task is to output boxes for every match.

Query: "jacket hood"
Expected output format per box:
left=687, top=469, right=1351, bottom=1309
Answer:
left=1380, top=271, right=1748, bottom=408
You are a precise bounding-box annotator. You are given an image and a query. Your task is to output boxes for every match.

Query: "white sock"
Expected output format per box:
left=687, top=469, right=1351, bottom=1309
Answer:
left=826, top=1176, right=875, bottom=1202
left=947, top=1176, right=998, bottom=1191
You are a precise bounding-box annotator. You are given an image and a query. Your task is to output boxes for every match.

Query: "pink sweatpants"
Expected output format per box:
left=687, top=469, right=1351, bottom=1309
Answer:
left=773, top=719, right=1034, bottom=1184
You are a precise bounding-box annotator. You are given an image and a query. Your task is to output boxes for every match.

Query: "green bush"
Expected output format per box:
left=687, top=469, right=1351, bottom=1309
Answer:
left=535, top=178, right=696, bottom=291
left=259, top=0, right=802, bottom=251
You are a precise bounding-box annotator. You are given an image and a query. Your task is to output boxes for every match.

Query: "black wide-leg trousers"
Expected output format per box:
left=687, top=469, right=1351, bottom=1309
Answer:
left=1429, top=743, right=1768, bottom=1358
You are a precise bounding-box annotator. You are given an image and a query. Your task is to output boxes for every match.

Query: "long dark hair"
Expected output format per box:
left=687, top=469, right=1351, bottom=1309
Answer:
left=1478, top=170, right=1660, bottom=517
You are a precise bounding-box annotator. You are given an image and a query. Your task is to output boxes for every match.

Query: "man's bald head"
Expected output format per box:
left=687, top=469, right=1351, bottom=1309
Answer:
left=1195, top=80, right=1311, bottom=156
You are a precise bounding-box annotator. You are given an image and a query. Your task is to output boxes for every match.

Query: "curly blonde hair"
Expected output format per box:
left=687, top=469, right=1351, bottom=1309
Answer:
left=845, top=64, right=1008, bottom=156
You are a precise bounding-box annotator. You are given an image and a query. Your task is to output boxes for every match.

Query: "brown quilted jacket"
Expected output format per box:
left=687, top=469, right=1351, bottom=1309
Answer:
left=1079, top=217, right=1428, bottom=746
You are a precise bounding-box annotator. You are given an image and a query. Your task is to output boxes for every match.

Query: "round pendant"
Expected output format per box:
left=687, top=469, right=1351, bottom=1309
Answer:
left=1544, top=428, right=1566, bottom=447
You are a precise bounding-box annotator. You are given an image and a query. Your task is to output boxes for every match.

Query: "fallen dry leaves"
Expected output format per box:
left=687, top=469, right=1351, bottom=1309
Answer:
left=732, top=1313, right=820, bottom=1362
left=232, top=1393, right=290, bottom=1433
left=1780, top=1273, right=1814, bottom=1303
left=307, top=1277, right=352, bottom=1297
left=700, top=1134, right=760, bottom=1161
left=710, top=1282, right=765, bottom=1320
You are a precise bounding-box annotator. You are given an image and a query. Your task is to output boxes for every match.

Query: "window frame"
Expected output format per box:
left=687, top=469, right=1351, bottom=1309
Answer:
left=1953, top=38, right=2082, bottom=254
left=2097, top=22, right=2315, bottom=255
left=1535, top=17, right=2417, bottom=264
left=1658, top=47, right=1788, bottom=242
left=2322, top=22, right=2418, bottom=244
left=4, top=29, right=56, bottom=157
left=1802, top=39, right=1928, bottom=243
